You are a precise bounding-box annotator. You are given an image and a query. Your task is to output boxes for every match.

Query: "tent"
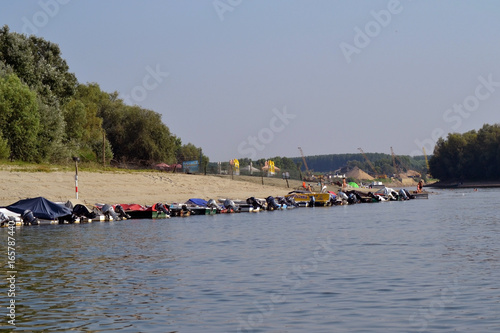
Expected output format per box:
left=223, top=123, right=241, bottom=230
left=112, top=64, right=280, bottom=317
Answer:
left=240, top=165, right=261, bottom=174
left=155, top=163, right=170, bottom=170
left=348, top=182, right=359, bottom=188
left=6, top=197, right=72, bottom=220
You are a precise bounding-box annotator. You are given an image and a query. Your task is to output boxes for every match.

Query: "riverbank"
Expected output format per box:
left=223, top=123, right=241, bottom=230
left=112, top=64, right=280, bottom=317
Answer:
left=0, top=170, right=299, bottom=206
left=0, top=167, right=425, bottom=207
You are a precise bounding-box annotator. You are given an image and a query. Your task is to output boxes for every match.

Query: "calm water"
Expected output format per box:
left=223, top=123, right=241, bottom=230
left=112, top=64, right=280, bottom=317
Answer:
left=1, top=188, right=499, bottom=332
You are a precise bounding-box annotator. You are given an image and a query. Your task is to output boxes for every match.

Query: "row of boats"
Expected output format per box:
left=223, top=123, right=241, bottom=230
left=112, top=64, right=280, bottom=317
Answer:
left=0, top=187, right=427, bottom=226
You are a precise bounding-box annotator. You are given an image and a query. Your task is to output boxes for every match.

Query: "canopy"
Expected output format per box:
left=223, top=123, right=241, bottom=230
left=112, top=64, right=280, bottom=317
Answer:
left=6, top=197, right=72, bottom=220
left=348, top=182, right=359, bottom=188
left=155, top=163, right=170, bottom=170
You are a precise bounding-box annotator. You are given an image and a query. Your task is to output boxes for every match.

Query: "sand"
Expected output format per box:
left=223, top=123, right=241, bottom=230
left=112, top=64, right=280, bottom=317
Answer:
left=0, top=169, right=300, bottom=206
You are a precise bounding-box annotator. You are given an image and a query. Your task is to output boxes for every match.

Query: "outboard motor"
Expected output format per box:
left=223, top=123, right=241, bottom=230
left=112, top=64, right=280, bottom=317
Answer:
left=398, top=189, right=409, bottom=200
left=207, top=199, right=220, bottom=210
left=0, top=212, right=13, bottom=227
left=309, top=195, right=316, bottom=207
left=223, top=199, right=237, bottom=212
left=285, top=196, right=298, bottom=207
left=247, top=197, right=264, bottom=209
left=73, top=204, right=97, bottom=219
left=101, top=204, right=120, bottom=221
left=266, top=196, right=280, bottom=210
left=22, top=210, right=39, bottom=226
left=328, top=193, right=336, bottom=205
left=276, top=196, right=287, bottom=206
left=155, top=203, right=170, bottom=215
left=114, top=205, right=131, bottom=219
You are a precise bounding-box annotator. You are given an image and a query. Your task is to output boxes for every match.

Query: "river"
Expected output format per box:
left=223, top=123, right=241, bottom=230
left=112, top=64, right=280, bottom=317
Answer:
left=1, top=188, right=499, bottom=332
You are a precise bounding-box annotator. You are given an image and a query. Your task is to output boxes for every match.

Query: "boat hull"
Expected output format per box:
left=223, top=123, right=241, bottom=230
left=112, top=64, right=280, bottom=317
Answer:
left=285, top=192, right=331, bottom=206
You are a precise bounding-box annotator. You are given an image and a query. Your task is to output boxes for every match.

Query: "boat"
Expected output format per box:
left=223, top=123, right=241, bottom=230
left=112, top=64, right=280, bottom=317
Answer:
left=284, top=191, right=332, bottom=206
left=169, top=203, right=191, bottom=217
left=4, top=196, right=73, bottom=225
left=185, top=199, right=217, bottom=215
left=116, top=203, right=171, bottom=219
left=0, top=208, right=21, bottom=226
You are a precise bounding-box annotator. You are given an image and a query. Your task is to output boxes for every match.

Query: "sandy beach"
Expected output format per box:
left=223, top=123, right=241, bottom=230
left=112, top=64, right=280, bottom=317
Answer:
left=0, top=169, right=303, bottom=206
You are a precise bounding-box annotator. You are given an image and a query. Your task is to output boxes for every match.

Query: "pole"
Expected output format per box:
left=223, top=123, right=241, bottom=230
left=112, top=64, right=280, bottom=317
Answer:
left=74, top=159, right=79, bottom=199
left=102, top=131, right=105, bottom=167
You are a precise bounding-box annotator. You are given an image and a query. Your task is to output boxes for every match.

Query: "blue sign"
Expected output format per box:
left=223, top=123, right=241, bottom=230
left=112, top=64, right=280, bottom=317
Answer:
left=183, top=160, right=199, bottom=173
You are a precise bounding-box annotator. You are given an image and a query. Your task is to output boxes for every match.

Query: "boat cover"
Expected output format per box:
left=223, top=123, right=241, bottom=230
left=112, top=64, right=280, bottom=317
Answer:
left=5, top=197, right=72, bottom=220
left=186, top=198, right=208, bottom=206
left=117, top=204, right=146, bottom=211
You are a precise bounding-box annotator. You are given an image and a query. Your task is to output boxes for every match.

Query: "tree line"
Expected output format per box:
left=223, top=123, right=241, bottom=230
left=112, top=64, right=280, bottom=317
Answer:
left=0, top=26, right=205, bottom=166
left=429, top=123, right=500, bottom=181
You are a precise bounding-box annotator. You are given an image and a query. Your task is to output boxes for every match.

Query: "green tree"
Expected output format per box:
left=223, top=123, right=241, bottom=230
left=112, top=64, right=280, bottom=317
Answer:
left=177, top=143, right=201, bottom=163
left=0, top=129, right=10, bottom=159
left=0, top=74, right=40, bottom=161
left=0, top=25, right=77, bottom=107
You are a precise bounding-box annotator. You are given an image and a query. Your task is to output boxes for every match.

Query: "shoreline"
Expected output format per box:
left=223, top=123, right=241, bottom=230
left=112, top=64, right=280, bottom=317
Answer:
left=427, top=180, right=500, bottom=189
left=0, top=170, right=298, bottom=207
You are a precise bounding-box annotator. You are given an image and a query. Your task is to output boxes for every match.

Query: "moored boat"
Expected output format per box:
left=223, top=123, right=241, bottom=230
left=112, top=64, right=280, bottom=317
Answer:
left=284, top=191, right=332, bottom=206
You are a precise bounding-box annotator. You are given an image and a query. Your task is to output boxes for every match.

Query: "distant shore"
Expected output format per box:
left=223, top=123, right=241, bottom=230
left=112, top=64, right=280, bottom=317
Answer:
left=426, top=180, right=500, bottom=188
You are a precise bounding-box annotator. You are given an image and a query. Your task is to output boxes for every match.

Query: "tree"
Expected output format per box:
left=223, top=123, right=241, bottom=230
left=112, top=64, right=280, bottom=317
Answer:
left=429, top=124, right=500, bottom=181
left=0, top=129, right=10, bottom=159
left=0, top=74, right=40, bottom=161
left=0, top=25, right=77, bottom=107
left=177, top=143, right=201, bottom=163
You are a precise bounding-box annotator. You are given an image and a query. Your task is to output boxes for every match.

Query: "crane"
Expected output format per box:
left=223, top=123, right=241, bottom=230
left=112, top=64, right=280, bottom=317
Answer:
left=390, top=147, right=399, bottom=178
left=298, top=147, right=309, bottom=173
left=357, top=147, right=386, bottom=178
left=422, top=147, right=430, bottom=171
left=298, top=147, right=314, bottom=181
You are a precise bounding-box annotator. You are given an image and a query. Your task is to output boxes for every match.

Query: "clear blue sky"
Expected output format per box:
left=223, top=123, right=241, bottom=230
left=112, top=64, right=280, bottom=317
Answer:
left=1, top=0, right=499, bottom=162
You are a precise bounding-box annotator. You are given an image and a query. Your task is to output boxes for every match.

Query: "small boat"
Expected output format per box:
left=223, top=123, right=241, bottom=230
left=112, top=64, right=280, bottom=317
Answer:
left=284, top=191, right=332, bottom=206
left=5, top=197, right=73, bottom=225
left=185, top=199, right=217, bottom=215
left=169, top=203, right=191, bottom=217
left=116, top=203, right=170, bottom=219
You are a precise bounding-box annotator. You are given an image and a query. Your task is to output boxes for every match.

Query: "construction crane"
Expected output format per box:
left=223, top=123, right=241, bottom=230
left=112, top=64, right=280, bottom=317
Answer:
left=390, top=147, right=399, bottom=178
left=298, top=147, right=309, bottom=172
left=358, top=147, right=386, bottom=179
left=422, top=147, right=430, bottom=171
left=298, top=147, right=314, bottom=181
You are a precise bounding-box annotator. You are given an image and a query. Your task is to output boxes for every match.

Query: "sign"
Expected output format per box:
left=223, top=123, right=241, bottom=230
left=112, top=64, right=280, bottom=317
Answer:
left=183, top=160, right=199, bottom=173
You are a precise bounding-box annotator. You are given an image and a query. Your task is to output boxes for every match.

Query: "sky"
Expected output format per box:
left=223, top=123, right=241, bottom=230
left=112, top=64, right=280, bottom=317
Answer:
left=1, top=0, right=500, bottom=162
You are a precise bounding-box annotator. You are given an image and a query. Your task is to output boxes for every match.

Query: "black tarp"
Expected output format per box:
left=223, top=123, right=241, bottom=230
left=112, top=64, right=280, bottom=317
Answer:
left=5, top=197, right=72, bottom=220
